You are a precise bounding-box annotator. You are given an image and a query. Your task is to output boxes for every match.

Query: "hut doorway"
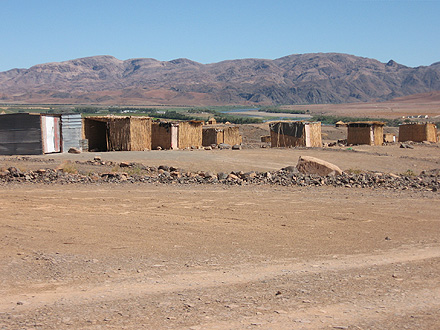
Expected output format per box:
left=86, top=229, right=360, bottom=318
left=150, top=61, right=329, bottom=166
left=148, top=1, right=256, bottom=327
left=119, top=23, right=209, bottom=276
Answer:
left=41, top=116, right=61, bottom=154
left=84, top=119, right=108, bottom=152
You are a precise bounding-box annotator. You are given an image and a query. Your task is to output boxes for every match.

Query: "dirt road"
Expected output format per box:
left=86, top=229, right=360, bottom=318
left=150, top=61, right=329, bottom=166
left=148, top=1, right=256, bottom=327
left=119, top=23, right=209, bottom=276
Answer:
left=1, top=184, right=439, bottom=329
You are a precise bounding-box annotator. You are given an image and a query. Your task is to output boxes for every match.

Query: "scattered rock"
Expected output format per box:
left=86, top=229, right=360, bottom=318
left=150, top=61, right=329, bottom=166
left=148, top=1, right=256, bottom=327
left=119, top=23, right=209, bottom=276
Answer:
left=420, top=169, right=440, bottom=177
left=119, top=162, right=131, bottom=167
left=282, top=165, right=298, bottom=173
left=0, top=170, right=10, bottom=177
left=400, top=143, right=414, bottom=149
left=171, top=171, right=181, bottom=178
left=217, top=172, right=228, bottom=180
left=204, top=171, right=216, bottom=179
left=0, top=163, right=438, bottom=192
left=218, top=143, right=231, bottom=150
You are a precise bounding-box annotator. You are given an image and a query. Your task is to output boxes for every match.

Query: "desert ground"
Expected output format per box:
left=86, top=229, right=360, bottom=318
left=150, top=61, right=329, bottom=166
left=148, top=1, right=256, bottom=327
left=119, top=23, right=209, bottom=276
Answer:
left=1, top=125, right=440, bottom=329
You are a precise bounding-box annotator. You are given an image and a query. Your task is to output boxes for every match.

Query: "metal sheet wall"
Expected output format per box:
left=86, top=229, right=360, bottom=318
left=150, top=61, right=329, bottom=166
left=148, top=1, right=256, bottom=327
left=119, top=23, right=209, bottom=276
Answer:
left=61, top=114, right=82, bottom=152
left=0, top=113, right=43, bottom=155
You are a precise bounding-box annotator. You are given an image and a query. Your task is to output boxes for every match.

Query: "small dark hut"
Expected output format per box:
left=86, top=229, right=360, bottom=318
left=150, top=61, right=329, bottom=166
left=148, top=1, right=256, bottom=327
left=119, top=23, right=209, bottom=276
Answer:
left=269, top=121, right=322, bottom=148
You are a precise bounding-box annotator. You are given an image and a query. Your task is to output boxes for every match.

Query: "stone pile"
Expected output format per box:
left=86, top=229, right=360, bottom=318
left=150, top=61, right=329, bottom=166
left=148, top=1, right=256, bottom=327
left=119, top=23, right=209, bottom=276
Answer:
left=0, top=164, right=439, bottom=192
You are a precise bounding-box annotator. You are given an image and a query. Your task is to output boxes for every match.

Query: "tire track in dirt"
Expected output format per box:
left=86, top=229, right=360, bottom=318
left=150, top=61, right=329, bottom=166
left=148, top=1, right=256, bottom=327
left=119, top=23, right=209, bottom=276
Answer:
left=186, top=286, right=440, bottom=330
left=2, top=245, right=439, bottom=313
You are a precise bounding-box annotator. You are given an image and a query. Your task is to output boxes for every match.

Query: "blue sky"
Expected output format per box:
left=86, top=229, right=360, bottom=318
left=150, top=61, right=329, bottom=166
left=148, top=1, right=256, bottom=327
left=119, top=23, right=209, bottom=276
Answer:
left=1, top=0, right=439, bottom=71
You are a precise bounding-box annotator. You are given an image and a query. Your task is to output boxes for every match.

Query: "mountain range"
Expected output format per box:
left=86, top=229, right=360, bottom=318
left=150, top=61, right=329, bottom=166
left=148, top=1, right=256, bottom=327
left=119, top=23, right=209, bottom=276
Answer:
left=0, top=53, right=439, bottom=106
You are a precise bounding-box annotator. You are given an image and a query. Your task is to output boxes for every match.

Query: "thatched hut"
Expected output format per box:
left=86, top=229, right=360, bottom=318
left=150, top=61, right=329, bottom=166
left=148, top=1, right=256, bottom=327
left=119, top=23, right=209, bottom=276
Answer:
left=178, top=121, right=203, bottom=149
left=83, top=116, right=152, bottom=152
left=152, top=121, right=178, bottom=150
left=206, top=117, right=217, bottom=125
left=152, top=120, right=203, bottom=150
left=398, top=123, right=437, bottom=143
left=202, top=125, right=242, bottom=146
left=335, top=121, right=347, bottom=127
left=260, top=135, right=271, bottom=143
left=202, top=127, right=223, bottom=146
left=269, top=121, right=322, bottom=148
left=383, top=133, right=396, bottom=143
left=347, top=121, right=385, bottom=146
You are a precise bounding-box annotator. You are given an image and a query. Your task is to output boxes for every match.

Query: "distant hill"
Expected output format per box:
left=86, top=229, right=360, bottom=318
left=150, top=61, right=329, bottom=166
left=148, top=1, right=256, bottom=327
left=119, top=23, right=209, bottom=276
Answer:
left=0, top=53, right=439, bottom=105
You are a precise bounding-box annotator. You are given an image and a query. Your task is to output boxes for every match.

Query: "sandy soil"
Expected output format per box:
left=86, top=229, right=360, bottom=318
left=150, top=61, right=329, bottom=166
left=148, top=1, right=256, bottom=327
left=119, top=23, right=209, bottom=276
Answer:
left=1, top=141, right=439, bottom=175
left=1, top=184, right=439, bottom=330
left=1, top=127, right=440, bottom=329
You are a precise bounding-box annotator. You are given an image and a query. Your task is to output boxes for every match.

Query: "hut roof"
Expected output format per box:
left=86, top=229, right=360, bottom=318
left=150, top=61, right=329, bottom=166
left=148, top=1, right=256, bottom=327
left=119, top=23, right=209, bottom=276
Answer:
left=399, top=122, right=436, bottom=126
left=269, top=120, right=321, bottom=125
left=86, top=115, right=151, bottom=122
left=348, top=121, right=385, bottom=127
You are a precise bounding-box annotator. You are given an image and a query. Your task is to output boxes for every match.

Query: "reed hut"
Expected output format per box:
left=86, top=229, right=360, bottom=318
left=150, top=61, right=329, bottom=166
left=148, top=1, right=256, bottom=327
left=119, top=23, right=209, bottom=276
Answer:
left=383, top=133, right=396, bottom=143
left=152, top=120, right=203, bottom=150
left=202, top=125, right=242, bottom=146
left=202, top=127, right=223, bottom=146
left=83, top=116, right=152, bottom=152
left=335, top=121, right=347, bottom=127
left=261, top=135, right=271, bottom=143
left=347, top=121, right=385, bottom=146
left=151, top=121, right=178, bottom=150
left=178, top=121, right=203, bottom=149
left=206, top=117, right=217, bottom=125
left=398, top=123, right=437, bottom=143
left=269, top=121, right=322, bottom=148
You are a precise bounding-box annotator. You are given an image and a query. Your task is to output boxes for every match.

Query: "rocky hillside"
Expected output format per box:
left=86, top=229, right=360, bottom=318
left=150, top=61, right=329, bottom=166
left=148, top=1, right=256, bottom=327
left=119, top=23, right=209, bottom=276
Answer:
left=0, top=53, right=439, bottom=105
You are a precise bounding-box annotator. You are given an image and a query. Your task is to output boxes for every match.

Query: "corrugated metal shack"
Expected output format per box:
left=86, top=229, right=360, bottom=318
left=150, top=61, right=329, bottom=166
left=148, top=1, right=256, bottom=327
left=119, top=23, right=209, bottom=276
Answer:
left=0, top=113, right=67, bottom=155
left=202, top=125, right=242, bottom=146
left=83, top=116, right=152, bottom=152
left=398, top=123, right=437, bottom=143
left=347, top=121, right=385, bottom=146
left=270, top=121, right=322, bottom=148
left=61, top=114, right=83, bottom=151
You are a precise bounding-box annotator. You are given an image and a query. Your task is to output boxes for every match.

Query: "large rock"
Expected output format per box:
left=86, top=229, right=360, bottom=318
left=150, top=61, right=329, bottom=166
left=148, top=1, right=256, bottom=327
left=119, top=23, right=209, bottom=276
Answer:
left=68, top=147, right=81, bottom=154
left=296, top=156, right=343, bottom=176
